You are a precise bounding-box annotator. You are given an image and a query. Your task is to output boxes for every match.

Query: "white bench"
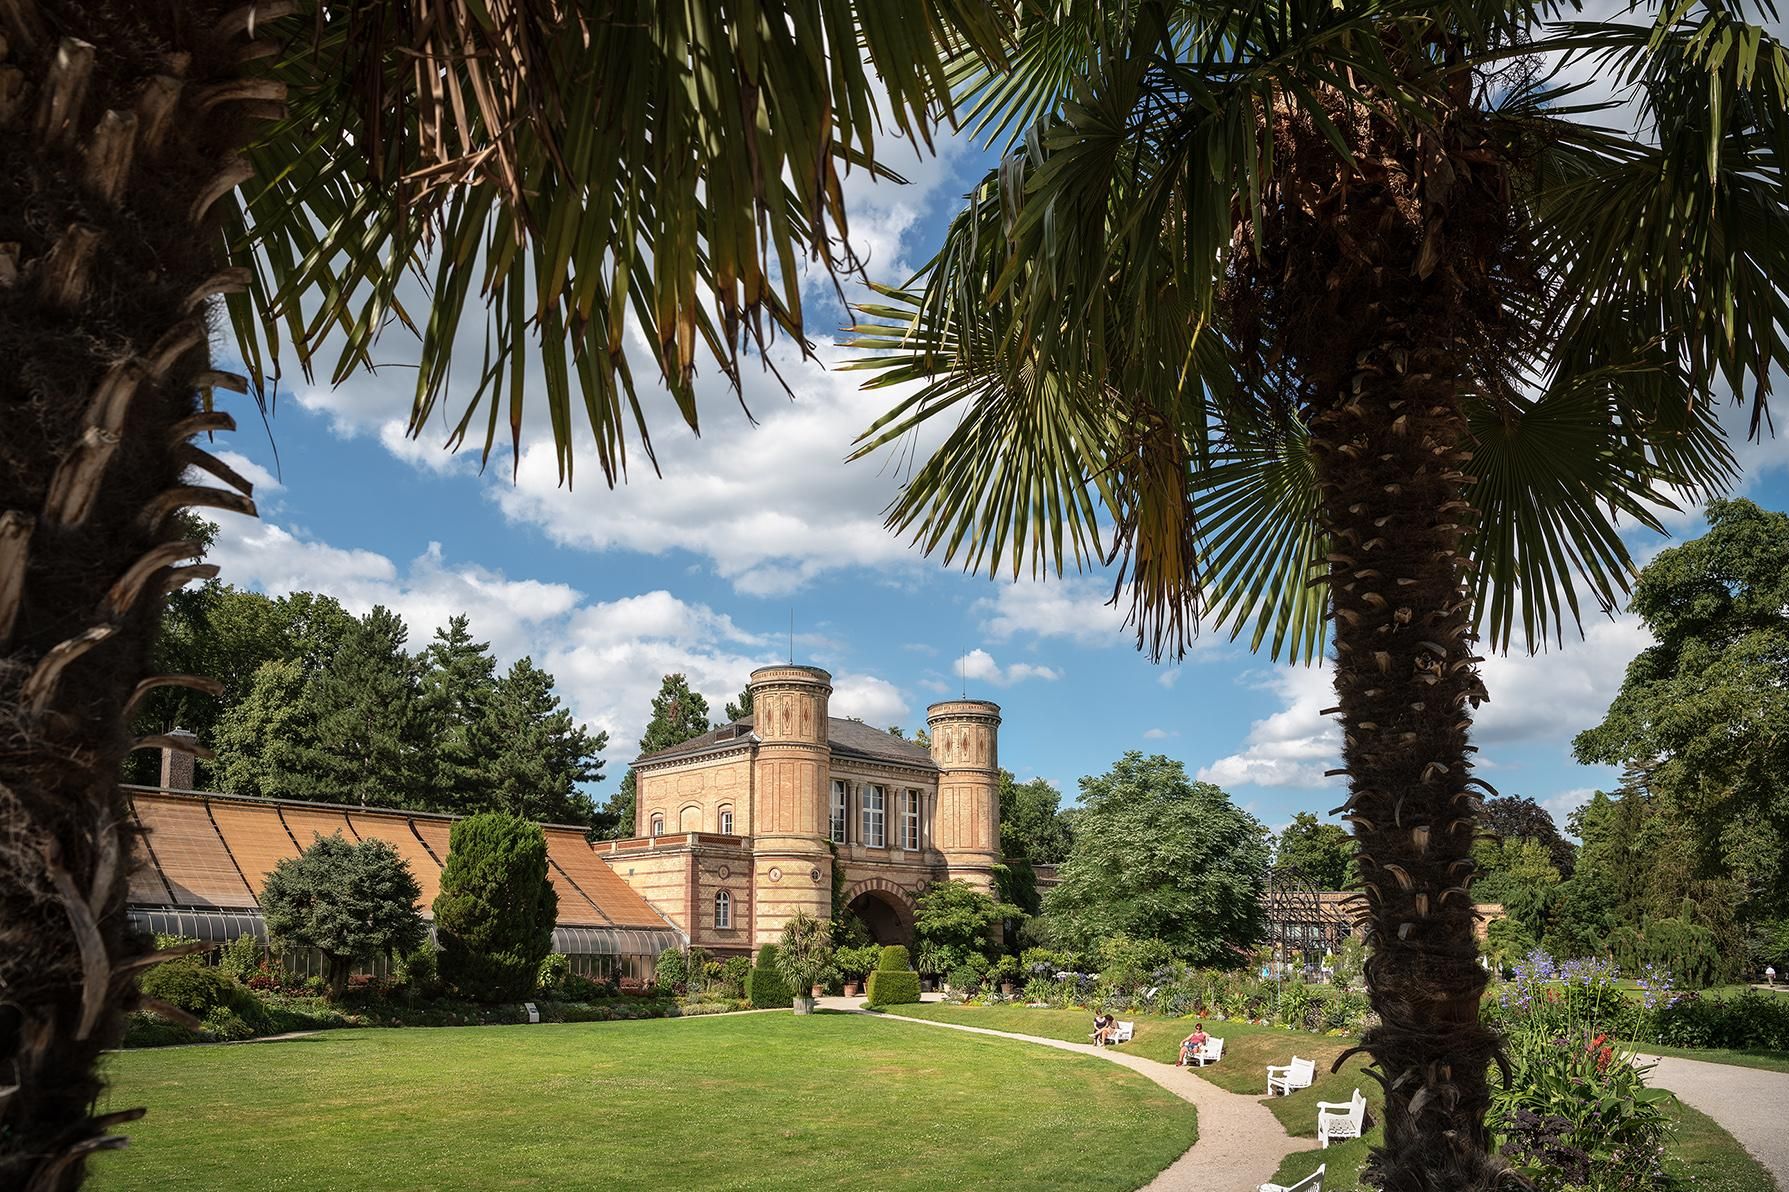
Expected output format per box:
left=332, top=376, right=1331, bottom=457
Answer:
left=1317, top=1089, right=1366, bottom=1148
left=1259, top=1162, right=1324, bottom=1192
left=1266, top=1055, right=1316, bottom=1096
left=1111, top=1020, right=1134, bottom=1044
left=1192, top=1036, right=1225, bottom=1066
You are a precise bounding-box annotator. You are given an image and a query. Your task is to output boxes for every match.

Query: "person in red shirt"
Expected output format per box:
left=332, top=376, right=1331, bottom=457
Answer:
left=1177, top=1023, right=1210, bottom=1066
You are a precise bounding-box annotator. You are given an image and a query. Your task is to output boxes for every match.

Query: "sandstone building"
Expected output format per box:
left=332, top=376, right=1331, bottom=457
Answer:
left=596, top=665, right=1006, bottom=955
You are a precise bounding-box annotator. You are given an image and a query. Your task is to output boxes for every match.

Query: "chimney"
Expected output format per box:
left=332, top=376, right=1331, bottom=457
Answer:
left=160, top=727, right=198, bottom=790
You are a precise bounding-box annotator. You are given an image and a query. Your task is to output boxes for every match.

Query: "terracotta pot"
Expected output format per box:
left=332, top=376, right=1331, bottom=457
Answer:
left=811, top=984, right=825, bottom=998
left=1000, top=982, right=1015, bottom=996
left=844, top=982, right=859, bottom=997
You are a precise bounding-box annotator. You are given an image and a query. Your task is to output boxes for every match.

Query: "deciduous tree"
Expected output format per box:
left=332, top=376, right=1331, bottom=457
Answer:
left=260, top=833, right=425, bottom=1000
left=1042, top=754, right=1268, bottom=965
left=1273, top=812, right=1356, bottom=889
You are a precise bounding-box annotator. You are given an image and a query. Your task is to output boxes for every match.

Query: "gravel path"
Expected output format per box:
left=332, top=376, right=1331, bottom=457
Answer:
left=1635, top=1053, right=1789, bottom=1188
left=821, top=997, right=1315, bottom=1192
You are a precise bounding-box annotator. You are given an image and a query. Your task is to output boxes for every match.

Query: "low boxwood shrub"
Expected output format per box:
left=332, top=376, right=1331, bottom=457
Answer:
left=747, top=944, right=792, bottom=1008
left=866, top=970, right=921, bottom=1006
left=138, top=959, right=266, bottom=1029
left=1652, top=990, right=1789, bottom=1050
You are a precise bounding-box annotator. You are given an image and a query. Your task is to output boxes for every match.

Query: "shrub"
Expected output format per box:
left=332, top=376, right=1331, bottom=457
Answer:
left=719, top=956, right=751, bottom=998
left=653, top=948, right=690, bottom=994
left=262, top=833, right=426, bottom=1000
left=991, top=955, right=1024, bottom=988
left=216, top=933, right=263, bottom=984
left=1490, top=1031, right=1672, bottom=1190
left=877, top=944, right=911, bottom=971
left=834, top=944, right=881, bottom=981
left=867, top=969, right=921, bottom=1006
left=139, top=960, right=242, bottom=1020
left=1652, top=991, right=1789, bottom=1051
left=686, top=946, right=712, bottom=993
left=397, top=939, right=441, bottom=999
left=537, top=952, right=571, bottom=995
left=747, top=944, right=792, bottom=1008
left=434, top=813, right=558, bottom=1002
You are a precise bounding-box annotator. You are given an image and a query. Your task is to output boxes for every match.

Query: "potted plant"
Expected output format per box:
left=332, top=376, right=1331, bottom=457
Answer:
left=837, top=945, right=875, bottom=998
left=777, top=911, right=834, bottom=1016
left=916, top=942, right=949, bottom=993
left=992, top=955, right=1023, bottom=997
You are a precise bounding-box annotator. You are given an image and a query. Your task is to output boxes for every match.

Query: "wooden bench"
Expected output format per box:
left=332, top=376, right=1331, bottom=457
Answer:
left=1266, top=1055, right=1315, bottom=1096
left=1192, top=1036, right=1225, bottom=1066
left=1258, top=1162, right=1324, bottom=1192
left=1317, top=1089, right=1366, bottom=1148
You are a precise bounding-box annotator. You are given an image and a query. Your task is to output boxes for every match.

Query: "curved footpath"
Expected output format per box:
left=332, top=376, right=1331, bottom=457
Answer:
left=1634, top=1053, right=1789, bottom=1188
left=819, top=996, right=1315, bottom=1192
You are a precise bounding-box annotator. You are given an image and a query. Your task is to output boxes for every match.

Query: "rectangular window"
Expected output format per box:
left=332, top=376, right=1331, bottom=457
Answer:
left=829, top=780, right=848, bottom=844
left=863, top=785, right=886, bottom=848
left=901, top=790, right=920, bottom=850
left=719, top=809, right=734, bottom=835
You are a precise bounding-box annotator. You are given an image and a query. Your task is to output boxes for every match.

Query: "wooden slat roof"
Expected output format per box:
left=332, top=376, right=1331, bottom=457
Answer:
left=125, top=789, right=672, bottom=932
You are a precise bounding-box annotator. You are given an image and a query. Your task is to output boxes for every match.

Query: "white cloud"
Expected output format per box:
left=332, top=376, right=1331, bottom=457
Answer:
left=1142, top=727, right=1180, bottom=740
left=1198, top=665, right=1340, bottom=790
left=976, top=576, right=1131, bottom=646
left=954, top=648, right=1062, bottom=687
left=1474, top=615, right=1648, bottom=749
left=830, top=674, right=911, bottom=727
left=205, top=517, right=902, bottom=753
left=1543, top=788, right=1600, bottom=834
left=1197, top=610, right=1653, bottom=793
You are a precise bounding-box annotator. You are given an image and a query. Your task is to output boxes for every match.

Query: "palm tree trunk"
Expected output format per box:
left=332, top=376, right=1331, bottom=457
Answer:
left=2, top=3, right=266, bottom=1186
left=1309, top=300, right=1502, bottom=1188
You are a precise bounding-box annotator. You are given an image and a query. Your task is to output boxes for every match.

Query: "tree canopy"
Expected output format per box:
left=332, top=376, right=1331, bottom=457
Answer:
left=1042, top=754, right=1268, bottom=965
left=433, top=814, right=559, bottom=1003
left=260, top=833, right=426, bottom=1000
left=914, top=880, right=1021, bottom=974
left=998, top=770, right=1076, bottom=864
left=1272, top=812, right=1356, bottom=889
left=1575, top=499, right=1789, bottom=934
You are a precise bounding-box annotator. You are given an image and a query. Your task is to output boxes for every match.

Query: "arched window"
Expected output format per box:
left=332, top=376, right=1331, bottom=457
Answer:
left=719, top=807, right=734, bottom=835
left=649, top=814, right=664, bottom=837
left=714, top=889, right=732, bottom=930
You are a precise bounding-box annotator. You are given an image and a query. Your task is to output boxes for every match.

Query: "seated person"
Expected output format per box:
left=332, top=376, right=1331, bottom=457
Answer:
left=1177, top=1024, right=1210, bottom=1066
left=1091, top=1012, right=1115, bottom=1047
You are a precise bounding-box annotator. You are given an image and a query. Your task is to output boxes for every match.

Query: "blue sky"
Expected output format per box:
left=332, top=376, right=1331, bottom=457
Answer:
left=201, top=94, right=1789, bottom=840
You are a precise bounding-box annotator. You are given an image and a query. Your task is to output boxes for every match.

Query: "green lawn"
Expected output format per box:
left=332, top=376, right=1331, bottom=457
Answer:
left=92, top=1012, right=1198, bottom=1192
left=1268, top=1099, right=1773, bottom=1191
left=1629, top=1042, right=1789, bottom=1074
left=879, top=1003, right=1381, bottom=1136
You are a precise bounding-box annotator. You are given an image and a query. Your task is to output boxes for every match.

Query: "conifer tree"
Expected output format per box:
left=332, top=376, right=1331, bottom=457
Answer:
left=473, top=657, right=607, bottom=825
left=598, top=674, right=713, bottom=839
left=723, top=684, right=753, bottom=724
left=419, top=615, right=498, bottom=813
left=433, top=813, right=558, bottom=1002
left=302, top=606, right=430, bottom=807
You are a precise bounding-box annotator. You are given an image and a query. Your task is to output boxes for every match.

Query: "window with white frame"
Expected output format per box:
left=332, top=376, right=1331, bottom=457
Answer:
left=719, top=808, right=734, bottom=835
left=714, top=889, right=732, bottom=929
left=901, top=790, right=921, bottom=850
left=829, top=780, right=848, bottom=843
left=863, top=785, right=886, bottom=848
left=649, top=814, right=664, bottom=837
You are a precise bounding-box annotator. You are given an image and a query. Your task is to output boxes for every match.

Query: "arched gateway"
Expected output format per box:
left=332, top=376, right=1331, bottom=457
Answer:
left=841, top=877, right=916, bottom=946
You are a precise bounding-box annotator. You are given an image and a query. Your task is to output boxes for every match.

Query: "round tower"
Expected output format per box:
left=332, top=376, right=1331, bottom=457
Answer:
left=927, top=698, right=1003, bottom=890
left=747, top=665, right=834, bottom=946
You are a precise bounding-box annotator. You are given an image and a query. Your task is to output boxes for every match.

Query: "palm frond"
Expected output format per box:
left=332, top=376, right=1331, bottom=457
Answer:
left=221, top=0, right=1011, bottom=484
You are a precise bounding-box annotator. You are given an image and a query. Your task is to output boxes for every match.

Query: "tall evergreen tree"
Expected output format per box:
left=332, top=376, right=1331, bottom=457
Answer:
left=302, top=606, right=430, bottom=807
left=473, top=657, right=607, bottom=825
left=723, top=684, right=754, bottom=724
left=212, top=659, right=321, bottom=801
left=419, top=615, right=499, bottom=813
left=599, top=674, right=713, bottom=839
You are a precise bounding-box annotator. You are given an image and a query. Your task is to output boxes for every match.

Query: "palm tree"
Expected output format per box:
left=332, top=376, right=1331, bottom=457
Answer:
left=0, top=3, right=1008, bottom=1186
left=846, top=2, right=1785, bottom=1186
